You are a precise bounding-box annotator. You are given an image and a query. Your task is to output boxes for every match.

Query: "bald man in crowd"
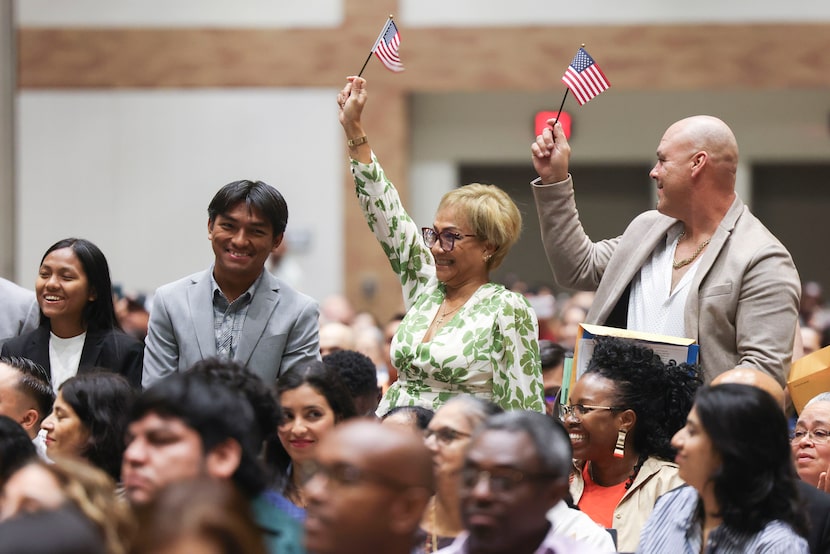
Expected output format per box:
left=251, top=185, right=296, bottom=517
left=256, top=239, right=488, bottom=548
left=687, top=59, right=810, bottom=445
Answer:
left=532, top=115, right=799, bottom=384
left=304, top=420, right=434, bottom=554
left=713, top=366, right=830, bottom=554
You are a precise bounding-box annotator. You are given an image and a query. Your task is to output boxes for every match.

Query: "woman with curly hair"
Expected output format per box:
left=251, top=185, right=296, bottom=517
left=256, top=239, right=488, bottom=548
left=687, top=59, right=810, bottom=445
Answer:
left=560, top=336, right=702, bottom=551
left=638, top=383, right=808, bottom=552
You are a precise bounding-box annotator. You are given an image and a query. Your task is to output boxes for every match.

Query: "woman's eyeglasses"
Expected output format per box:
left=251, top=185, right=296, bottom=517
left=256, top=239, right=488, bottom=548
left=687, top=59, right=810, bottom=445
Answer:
left=558, top=403, right=625, bottom=421
left=791, top=428, right=830, bottom=445
left=421, top=228, right=476, bottom=252
left=424, top=427, right=471, bottom=447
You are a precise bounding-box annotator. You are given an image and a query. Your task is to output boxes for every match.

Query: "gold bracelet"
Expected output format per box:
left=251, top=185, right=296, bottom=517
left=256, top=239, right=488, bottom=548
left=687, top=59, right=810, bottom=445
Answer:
left=347, top=135, right=368, bottom=147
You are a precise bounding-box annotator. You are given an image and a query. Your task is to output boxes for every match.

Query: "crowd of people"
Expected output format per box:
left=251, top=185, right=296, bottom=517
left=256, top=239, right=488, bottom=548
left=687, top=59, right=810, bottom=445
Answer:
left=0, top=73, right=828, bottom=553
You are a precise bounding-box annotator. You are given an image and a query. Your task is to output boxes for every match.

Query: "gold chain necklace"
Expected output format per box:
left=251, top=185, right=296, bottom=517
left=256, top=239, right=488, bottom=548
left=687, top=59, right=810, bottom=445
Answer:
left=435, top=302, right=463, bottom=326
left=673, top=231, right=711, bottom=270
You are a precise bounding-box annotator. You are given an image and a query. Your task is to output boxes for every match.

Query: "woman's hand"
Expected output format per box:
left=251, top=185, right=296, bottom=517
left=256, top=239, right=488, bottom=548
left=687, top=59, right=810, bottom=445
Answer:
left=338, top=76, right=367, bottom=137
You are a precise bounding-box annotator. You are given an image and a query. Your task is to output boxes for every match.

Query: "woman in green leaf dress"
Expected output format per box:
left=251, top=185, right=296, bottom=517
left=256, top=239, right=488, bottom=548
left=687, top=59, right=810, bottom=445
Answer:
left=337, top=76, right=544, bottom=416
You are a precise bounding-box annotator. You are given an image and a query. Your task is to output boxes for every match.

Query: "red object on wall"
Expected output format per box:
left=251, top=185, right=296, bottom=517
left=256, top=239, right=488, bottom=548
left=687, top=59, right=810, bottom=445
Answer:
left=534, top=111, right=572, bottom=139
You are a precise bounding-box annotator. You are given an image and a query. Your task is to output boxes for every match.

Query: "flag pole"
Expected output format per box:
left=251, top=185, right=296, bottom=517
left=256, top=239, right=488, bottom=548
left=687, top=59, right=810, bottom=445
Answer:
left=553, top=43, right=585, bottom=128
left=551, top=90, right=569, bottom=128
left=358, top=15, right=394, bottom=77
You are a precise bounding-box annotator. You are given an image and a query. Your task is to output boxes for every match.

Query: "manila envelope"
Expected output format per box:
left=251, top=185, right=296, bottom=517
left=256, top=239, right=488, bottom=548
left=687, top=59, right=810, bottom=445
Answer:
left=789, top=345, right=830, bottom=414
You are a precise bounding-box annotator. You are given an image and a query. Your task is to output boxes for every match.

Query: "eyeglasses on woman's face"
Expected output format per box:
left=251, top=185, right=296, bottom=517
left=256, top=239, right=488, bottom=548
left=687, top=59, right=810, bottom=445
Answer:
left=558, top=403, right=625, bottom=421
left=421, top=227, right=476, bottom=252
left=424, top=426, right=471, bottom=447
left=791, top=428, right=830, bottom=445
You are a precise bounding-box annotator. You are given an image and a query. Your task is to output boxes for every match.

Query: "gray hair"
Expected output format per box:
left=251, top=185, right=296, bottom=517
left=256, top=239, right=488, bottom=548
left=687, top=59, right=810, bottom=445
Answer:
left=805, top=392, right=830, bottom=408
left=476, top=410, right=572, bottom=479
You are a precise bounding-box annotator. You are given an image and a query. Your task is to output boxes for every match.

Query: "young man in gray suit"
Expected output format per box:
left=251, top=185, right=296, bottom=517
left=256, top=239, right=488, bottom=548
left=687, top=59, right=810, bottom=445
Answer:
left=142, top=180, right=319, bottom=387
left=0, top=277, right=39, bottom=348
left=531, top=115, right=800, bottom=384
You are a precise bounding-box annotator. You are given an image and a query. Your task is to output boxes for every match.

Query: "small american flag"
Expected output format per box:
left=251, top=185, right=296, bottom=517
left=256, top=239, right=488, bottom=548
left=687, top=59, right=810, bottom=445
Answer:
left=372, top=18, right=404, bottom=73
left=561, top=48, right=610, bottom=105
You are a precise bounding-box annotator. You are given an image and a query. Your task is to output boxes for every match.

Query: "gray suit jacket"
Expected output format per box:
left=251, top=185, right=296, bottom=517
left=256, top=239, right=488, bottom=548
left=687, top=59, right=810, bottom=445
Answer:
left=142, top=268, right=320, bottom=387
left=0, top=277, right=39, bottom=348
left=532, top=175, right=800, bottom=384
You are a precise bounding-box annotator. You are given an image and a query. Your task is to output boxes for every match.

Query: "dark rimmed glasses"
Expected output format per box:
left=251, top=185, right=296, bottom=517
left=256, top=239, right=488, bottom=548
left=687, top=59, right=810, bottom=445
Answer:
left=558, top=403, right=626, bottom=421
left=459, top=466, right=558, bottom=494
left=421, top=227, right=476, bottom=252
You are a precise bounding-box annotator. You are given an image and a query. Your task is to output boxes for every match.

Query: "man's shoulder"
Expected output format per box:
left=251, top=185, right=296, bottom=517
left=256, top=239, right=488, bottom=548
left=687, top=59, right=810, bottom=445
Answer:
left=154, top=270, right=210, bottom=296
left=0, top=277, right=34, bottom=297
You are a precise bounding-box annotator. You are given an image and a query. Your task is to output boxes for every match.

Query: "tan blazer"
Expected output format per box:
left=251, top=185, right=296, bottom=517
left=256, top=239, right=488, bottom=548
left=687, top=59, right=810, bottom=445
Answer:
left=532, top=175, right=800, bottom=384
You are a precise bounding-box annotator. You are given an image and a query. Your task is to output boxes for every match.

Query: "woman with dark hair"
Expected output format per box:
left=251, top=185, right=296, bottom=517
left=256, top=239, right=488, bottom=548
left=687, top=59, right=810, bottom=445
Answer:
left=0, top=415, right=37, bottom=486
left=560, top=336, right=702, bottom=552
left=268, top=361, right=356, bottom=517
left=638, top=383, right=809, bottom=552
left=1, top=238, right=143, bottom=389
left=40, top=371, right=134, bottom=480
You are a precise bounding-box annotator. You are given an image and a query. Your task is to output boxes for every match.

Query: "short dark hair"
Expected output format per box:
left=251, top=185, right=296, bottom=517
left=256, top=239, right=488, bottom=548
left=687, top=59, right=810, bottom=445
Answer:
left=0, top=415, right=37, bottom=485
left=59, top=371, right=134, bottom=480
left=539, top=340, right=565, bottom=370
left=695, top=383, right=808, bottom=536
left=39, top=238, right=120, bottom=332
left=268, top=361, right=356, bottom=477
left=208, top=180, right=288, bottom=237
left=585, top=336, right=702, bottom=461
left=0, top=356, right=54, bottom=424
left=187, top=357, right=280, bottom=449
left=323, top=349, right=379, bottom=396
left=129, top=371, right=266, bottom=497
left=383, top=405, right=434, bottom=431
left=475, top=410, right=572, bottom=479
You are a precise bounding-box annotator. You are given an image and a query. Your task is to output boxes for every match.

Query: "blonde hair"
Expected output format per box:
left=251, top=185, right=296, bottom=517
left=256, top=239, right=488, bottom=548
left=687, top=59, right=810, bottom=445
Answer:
left=437, top=183, right=522, bottom=270
left=44, top=457, right=135, bottom=554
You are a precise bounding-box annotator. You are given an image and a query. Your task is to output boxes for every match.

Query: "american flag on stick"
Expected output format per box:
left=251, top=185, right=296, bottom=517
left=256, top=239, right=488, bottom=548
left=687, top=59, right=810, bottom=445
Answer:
left=368, top=17, right=404, bottom=73
left=561, top=47, right=610, bottom=105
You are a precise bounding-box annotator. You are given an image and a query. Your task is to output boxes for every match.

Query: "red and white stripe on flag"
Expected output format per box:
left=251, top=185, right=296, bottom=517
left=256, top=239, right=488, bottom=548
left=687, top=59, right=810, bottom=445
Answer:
left=561, top=48, right=610, bottom=106
left=373, top=19, right=404, bottom=73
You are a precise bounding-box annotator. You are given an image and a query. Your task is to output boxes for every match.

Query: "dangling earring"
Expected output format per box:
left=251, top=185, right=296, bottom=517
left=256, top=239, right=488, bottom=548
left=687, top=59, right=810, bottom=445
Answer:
left=614, top=428, right=627, bottom=458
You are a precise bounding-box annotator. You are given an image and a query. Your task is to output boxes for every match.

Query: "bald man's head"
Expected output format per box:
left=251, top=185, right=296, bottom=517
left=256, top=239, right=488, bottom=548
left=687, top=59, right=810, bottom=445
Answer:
left=712, top=366, right=785, bottom=410
left=304, top=420, right=434, bottom=554
left=665, top=115, right=739, bottom=187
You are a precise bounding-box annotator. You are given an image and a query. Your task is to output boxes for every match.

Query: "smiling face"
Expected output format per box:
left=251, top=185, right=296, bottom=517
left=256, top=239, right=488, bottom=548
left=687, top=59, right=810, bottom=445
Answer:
left=671, top=406, right=721, bottom=494
left=649, top=122, right=695, bottom=219
left=429, top=205, right=488, bottom=288
left=563, top=373, right=627, bottom=462
left=277, top=384, right=337, bottom=465
left=40, top=390, right=89, bottom=459
left=208, top=202, right=280, bottom=291
left=791, top=401, right=830, bottom=487
left=36, top=247, right=95, bottom=336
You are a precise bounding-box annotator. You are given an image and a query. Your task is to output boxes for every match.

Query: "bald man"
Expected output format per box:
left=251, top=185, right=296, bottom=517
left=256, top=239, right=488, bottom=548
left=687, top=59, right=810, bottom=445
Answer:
left=713, top=367, right=830, bottom=554
left=532, top=115, right=799, bottom=385
left=304, top=420, right=434, bottom=554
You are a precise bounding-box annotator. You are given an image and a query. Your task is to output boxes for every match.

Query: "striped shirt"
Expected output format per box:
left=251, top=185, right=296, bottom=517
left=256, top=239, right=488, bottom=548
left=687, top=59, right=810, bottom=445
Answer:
left=636, top=485, right=809, bottom=554
left=211, top=272, right=259, bottom=359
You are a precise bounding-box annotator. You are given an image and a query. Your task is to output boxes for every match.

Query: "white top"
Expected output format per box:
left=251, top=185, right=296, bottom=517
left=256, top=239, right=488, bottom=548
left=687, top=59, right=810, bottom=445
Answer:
left=48, top=331, right=86, bottom=390
left=548, top=500, right=617, bottom=552
left=627, top=226, right=701, bottom=338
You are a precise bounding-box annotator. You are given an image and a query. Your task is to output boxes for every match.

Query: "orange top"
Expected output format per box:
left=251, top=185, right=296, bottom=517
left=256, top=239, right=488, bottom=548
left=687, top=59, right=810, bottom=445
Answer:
left=576, top=462, right=628, bottom=528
